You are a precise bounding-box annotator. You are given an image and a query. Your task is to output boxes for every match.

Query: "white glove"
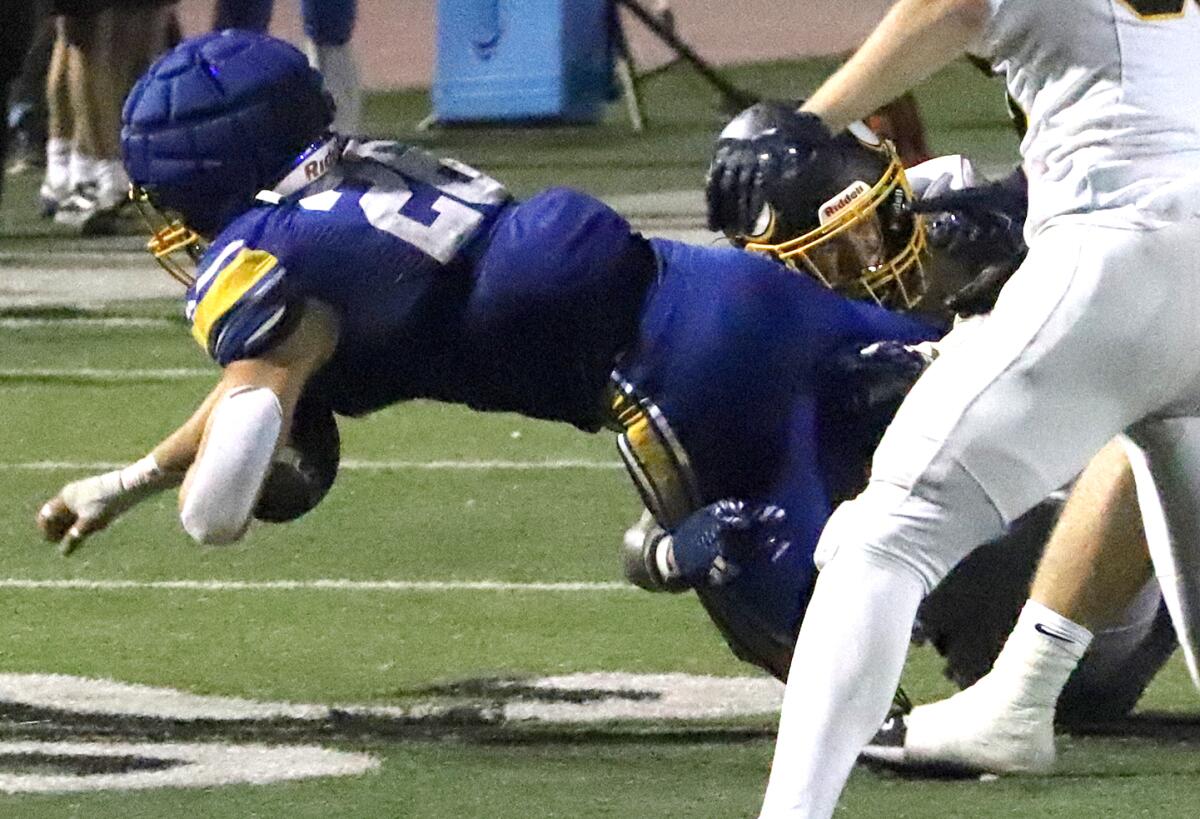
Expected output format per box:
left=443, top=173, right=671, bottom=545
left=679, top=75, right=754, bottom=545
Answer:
left=38, top=455, right=178, bottom=555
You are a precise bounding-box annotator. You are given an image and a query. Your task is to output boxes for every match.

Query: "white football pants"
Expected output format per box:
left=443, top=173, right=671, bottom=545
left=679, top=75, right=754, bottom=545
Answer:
left=763, top=209, right=1200, bottom=818
left=825, top=212, right=1200, bottom=589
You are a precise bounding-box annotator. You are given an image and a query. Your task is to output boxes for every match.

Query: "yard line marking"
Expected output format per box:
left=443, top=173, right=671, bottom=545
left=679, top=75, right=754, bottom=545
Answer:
left=0, top=317, right=173, bottom=329
left=0, top=367, right=211, bottom=380
left=341, top=458, right=623, bottom=470
left=0, top=578, right=634, bottom=592
left=1, top=459, right=624, bottom=471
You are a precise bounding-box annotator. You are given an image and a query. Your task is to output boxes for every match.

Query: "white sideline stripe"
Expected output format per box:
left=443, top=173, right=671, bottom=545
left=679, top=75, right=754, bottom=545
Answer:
left=0, top=318, right=172, bottom=329
left=1, top=459, right=623, bottom=471
left=0, top=578, right=634, bottom=593
left=0, top=367, right=211, bottom=379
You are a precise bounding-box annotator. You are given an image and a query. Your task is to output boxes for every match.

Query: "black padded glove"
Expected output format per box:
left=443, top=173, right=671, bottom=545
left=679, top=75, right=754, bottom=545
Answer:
left=705, top=102, right=834, bottom=236
left=671, top=499, right=788, bottom=587
left=914, top=166, right=1029, bottom=316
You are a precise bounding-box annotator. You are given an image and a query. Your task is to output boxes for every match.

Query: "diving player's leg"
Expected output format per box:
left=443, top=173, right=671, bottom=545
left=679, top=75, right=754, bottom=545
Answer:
left=302, top=0, right=360, bottom=132
left=760, top=221, right=1193, bottom=816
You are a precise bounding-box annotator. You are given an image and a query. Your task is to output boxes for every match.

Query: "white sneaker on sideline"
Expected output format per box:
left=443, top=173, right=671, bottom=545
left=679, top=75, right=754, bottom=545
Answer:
left=54, top=160, right=129, bottom=233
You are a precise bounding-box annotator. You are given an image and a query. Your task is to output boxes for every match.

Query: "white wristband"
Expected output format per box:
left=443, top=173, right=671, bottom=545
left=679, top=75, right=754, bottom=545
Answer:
left=119, top=454, right=176, bottom=494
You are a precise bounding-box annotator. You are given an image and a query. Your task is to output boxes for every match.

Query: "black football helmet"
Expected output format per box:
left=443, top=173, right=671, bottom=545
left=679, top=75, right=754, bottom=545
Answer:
left=715, top=102, right=927, bottom=309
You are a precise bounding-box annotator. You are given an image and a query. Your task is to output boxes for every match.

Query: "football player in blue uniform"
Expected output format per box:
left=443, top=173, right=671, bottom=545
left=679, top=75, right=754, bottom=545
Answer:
left=626, top=109, right=1174, bottom=715
left=35, top=32, right=1174, bottom=725
left=35, top=29, right=946, bottom=647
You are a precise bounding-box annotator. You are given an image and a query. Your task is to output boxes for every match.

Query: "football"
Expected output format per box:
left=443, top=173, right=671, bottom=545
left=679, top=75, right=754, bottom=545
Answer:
left=253, top=392, right=340, bottom=523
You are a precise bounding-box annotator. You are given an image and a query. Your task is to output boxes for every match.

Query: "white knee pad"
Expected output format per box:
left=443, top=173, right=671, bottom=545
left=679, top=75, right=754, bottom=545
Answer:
left=180, top=386, right=283, bottom=545
left=816, top=469, right=1007, bottom=595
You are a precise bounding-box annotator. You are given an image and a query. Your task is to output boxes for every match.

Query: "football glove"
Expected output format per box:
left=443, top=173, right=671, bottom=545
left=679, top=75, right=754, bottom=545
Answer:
left=705, top=102, right=834, bottom=236
left=913, top=166, right=1028, bottom=316
left=825, top=339, right=935, bottom=419
left=37, top=455, right=179, bottom=555
left=670, top=499, right=789, bottom=587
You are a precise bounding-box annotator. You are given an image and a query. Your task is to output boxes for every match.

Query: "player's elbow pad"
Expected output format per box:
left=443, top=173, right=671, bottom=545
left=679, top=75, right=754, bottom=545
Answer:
left=180, top=386, right=283, bottom=545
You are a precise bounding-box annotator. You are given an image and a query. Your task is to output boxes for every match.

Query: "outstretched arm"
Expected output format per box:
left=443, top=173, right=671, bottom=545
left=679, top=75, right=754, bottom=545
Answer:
left=37, top=302, right=338, bottom=553
left=802, top=0, right=990, bottom=131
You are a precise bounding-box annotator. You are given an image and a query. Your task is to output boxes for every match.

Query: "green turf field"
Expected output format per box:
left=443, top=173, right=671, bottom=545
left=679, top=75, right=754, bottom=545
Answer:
left=1, top=58, right=1198, bottom=817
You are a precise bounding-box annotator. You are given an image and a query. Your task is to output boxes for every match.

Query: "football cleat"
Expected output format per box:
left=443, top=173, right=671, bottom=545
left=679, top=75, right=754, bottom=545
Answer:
left=38, top=178, right=70, bottom=218
left=53, top=160, right=131, bottom=234
left=861, top=684, right=1055, bottom=776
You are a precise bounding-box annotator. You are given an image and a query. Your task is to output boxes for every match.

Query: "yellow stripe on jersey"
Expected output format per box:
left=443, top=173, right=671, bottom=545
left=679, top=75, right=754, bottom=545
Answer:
left=190, top=248, right=280, bottom=351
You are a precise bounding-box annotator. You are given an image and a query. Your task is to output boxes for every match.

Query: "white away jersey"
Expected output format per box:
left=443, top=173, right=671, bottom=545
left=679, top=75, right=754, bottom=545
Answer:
left=971, top=0, right=1200, bottom=234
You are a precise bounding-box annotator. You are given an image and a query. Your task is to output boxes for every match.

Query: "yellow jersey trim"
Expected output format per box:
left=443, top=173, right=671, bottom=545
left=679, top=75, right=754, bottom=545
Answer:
left=190, top=248, right=280, bottom=351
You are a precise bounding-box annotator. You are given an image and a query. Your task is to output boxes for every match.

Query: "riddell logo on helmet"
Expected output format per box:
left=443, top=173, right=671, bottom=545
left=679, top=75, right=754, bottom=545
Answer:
left=305, top=153, right=334, bottom=181
left=818, top=181, right=871, bottom=225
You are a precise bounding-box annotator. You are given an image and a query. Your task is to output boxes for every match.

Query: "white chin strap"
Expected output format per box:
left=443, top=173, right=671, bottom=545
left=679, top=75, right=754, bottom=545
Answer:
left=180, top=386, right=283, bottom=545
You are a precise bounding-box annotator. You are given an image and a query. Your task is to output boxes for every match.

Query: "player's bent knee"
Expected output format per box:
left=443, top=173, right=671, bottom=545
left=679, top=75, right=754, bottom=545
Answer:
left=816, top=473, right=1006, bottom=595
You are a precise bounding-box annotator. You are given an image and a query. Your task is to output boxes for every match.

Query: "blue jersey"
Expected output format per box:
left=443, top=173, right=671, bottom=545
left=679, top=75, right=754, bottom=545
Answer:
left=186, top=141, right=941, bottom=643
left=614, top=239, right=939, bottom=623
left=188, top=140, right=654, bottom=430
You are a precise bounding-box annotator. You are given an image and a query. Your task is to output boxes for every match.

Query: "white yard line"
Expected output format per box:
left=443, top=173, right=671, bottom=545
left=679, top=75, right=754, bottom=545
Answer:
left=0, top=318, right=173, bottom=329
left=0, top=367, right=211, bottom=379
left=0, top=578, right=633, bottom=592
left=1, top=459, right=623, bottom=471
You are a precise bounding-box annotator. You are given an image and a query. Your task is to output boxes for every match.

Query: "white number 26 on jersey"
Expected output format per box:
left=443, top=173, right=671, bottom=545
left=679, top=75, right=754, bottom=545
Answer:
left=353, top=141, right=510, bottom=264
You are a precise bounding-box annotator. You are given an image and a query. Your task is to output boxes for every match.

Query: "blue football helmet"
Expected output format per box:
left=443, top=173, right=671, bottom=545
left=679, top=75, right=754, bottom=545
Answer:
left=121, top=30, right=335, bottom=283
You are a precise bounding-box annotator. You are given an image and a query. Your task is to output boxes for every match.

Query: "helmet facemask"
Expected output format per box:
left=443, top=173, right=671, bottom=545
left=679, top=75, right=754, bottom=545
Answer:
left=121, top=30, right=337, bottom=290
left=744, top=148, right=928, bottom=310
left=130, top=184, right=206, bottom=287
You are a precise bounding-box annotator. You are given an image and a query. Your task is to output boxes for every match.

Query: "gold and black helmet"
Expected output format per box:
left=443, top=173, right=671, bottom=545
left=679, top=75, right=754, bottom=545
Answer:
left=716, top=102, right=927, bottom=310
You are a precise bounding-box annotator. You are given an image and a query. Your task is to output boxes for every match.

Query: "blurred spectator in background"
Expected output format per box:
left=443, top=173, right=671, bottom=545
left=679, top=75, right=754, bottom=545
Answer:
left=213, top=0, right=362, bottom=132
left=867, top=92, right=931, bottom=167
left=42, top=0, right=177, bottom=234
left=6, top=2, right=54, bottom=178
left=2, top=1, right=39, bottom=211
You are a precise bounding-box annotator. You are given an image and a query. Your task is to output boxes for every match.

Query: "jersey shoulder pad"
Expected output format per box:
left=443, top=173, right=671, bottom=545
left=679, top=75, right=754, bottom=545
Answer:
left=187, top=229, right=298, bottom=366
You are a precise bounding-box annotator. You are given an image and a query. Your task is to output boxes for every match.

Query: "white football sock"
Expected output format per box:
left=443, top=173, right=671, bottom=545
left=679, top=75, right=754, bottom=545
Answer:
left=68, top=149, right=97, bottom=191
left=988, top=600, right=1093, bottom=706
left=761, top=550, right=924, bottom=818
left=42, top=138, right=71, bottom=198
left=92, top=159, right=130, bottom=209
left=903, top=600, right=1092, bottom=773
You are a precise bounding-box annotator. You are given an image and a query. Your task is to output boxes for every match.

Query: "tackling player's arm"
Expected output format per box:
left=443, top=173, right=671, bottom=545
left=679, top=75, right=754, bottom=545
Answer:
left=802, top=0, right=989, bottom=131
left=37, top=302, right=339, bottom=553
left=706, top=0, right=990, bottom=239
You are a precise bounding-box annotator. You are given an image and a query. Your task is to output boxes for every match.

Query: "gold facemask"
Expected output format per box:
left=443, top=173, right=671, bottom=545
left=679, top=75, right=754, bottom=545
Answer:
left=130, top=185, right=206, bottom=287
left=743, top=151, right=928, bottom=310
